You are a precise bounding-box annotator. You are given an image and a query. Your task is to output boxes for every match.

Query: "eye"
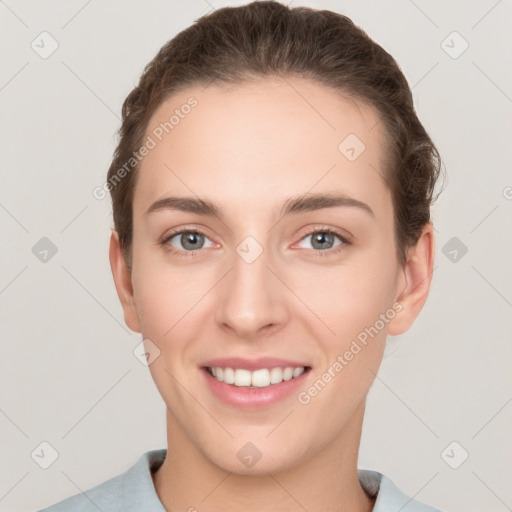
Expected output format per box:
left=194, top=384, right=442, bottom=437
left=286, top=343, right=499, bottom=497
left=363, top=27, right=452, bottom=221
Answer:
left=163, top=229, right=215, bottom=254
left=296, top=228, right=350, bottom=253
left=161, top=227, right=350, bottom=257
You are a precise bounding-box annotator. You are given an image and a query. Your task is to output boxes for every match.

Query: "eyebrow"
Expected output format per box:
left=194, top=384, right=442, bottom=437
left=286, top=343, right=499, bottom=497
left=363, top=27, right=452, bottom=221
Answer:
left=145, top=192, right=374, bottom=218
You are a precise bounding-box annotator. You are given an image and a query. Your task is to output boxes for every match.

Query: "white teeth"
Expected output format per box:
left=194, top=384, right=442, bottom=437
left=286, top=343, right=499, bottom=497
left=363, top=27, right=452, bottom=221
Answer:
left=234, top=369, right=252, bottom=386
left=223, top=367, right=235, bottom=384
left=208, top=366, right=307, bottom=388
left=283, top=367, right=293, bottom=381
left=269, top=367, right=283, bottom=384
left=251, top=369, right=270, bottom=387
left=292, top=367, right=305, bottom=378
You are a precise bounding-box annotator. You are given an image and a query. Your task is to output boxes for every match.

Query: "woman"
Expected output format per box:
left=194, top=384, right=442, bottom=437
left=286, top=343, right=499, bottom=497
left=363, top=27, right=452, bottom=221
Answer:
left=39, top=1, right=443, bottom=510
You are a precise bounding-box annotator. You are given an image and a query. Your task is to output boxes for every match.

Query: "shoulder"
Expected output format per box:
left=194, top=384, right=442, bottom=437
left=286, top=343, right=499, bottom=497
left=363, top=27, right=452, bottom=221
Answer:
left=35, top=449, right=167, bottom=512
left=358, top=469, right=443, bottom=512
left=36, top=470, right=125, bottom=512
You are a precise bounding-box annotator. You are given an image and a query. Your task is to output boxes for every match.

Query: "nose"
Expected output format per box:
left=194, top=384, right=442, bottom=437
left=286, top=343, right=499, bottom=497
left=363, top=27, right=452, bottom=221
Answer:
left=214, top=246, right=289, bottom=341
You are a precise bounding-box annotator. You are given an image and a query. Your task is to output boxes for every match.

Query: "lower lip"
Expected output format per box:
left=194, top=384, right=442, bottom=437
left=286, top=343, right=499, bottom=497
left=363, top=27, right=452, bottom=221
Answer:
left=201, top=367, right=311, bottom=410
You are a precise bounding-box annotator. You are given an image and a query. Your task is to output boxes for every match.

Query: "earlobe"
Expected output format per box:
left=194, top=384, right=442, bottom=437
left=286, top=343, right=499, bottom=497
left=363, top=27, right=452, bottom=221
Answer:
left=109, top=231, right=141, bottom=333
left=387, top=223, right=435, bottom=336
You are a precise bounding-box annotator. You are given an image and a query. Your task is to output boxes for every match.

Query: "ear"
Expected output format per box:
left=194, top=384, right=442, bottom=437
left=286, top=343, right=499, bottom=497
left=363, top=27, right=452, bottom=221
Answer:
left=387, top=222, right=435, bottom=336
left=109, top=230, right=141, bottom=333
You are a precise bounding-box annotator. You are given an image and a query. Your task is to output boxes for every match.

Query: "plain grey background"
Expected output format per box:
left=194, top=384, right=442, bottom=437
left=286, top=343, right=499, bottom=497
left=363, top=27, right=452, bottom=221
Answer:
left=1, top=1, right=511, bottom=511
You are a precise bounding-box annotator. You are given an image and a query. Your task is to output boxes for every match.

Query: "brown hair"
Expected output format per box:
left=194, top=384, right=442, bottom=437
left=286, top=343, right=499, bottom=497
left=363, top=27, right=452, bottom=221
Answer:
left=107, top=0, right=443, bottom=266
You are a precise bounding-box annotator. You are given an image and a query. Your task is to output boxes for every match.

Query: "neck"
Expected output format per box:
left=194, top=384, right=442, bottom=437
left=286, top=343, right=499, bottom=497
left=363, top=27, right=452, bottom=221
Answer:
left=152, top=401, right=374, bottom=512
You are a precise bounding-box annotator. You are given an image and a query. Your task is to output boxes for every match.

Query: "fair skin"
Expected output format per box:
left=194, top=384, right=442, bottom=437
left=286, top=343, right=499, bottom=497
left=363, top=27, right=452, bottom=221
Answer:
left=110, top=76, right=434, bottom=512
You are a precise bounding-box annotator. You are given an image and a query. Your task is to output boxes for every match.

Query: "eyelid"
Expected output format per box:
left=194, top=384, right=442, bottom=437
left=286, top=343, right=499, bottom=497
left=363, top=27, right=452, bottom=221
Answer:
left=293, top=225, right=353, bottom=245
left=161, top=224, right=214, bottom=243
left=160, top=225, right=218, bottom=255
left=290, top=226, right=352, bottom=257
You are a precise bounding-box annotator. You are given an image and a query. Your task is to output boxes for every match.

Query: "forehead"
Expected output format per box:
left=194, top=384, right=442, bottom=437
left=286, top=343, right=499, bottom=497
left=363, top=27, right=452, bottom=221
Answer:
left=134, top=76, right=391, bottom=219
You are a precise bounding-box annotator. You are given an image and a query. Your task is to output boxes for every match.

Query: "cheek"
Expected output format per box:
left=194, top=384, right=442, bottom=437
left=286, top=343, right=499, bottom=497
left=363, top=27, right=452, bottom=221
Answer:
left=132, top=264, right=210, bottom=409
left=295, top=265, right=394, bottom=419
left=131, top=237, right=209, bottom=334
left=133, top=273, right=209, bottom=343
left=289, top=256, right=398, bottom=341
left=130, top=253, right=218, bottom=390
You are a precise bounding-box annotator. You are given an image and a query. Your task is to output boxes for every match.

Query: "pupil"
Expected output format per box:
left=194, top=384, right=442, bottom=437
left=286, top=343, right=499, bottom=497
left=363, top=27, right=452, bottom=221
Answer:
left=183, top=232, right=203, bottom=250
left=313, top=232, right=332, bottom=249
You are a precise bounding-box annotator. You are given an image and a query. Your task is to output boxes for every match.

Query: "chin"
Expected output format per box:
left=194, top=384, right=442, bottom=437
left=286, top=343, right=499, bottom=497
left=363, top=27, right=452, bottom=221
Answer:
left=201, top=436, right=309, bottom=476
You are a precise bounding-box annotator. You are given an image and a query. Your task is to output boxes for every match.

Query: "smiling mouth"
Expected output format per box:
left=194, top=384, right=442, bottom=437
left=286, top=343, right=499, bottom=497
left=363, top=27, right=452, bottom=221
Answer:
left=204, top=366, right=312, bottom=389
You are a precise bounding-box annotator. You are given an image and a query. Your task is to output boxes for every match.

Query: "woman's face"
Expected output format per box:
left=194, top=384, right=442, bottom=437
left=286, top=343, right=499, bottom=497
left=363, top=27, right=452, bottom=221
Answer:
left=120, top=77, right=411, bottom=473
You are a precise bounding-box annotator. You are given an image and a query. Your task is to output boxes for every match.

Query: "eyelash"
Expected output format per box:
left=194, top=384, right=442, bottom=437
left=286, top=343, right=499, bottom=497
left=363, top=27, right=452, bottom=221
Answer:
left=160, top=226, right=351, bottom=258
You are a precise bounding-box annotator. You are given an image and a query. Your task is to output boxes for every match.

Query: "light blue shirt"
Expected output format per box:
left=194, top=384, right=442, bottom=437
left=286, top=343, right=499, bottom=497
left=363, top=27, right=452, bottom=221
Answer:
left=37, top=449, right=442, bottom=511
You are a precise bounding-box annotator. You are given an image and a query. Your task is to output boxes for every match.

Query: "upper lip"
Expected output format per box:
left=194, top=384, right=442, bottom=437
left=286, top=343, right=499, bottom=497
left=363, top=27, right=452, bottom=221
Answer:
left=201, top=357, right=311, bottom=371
